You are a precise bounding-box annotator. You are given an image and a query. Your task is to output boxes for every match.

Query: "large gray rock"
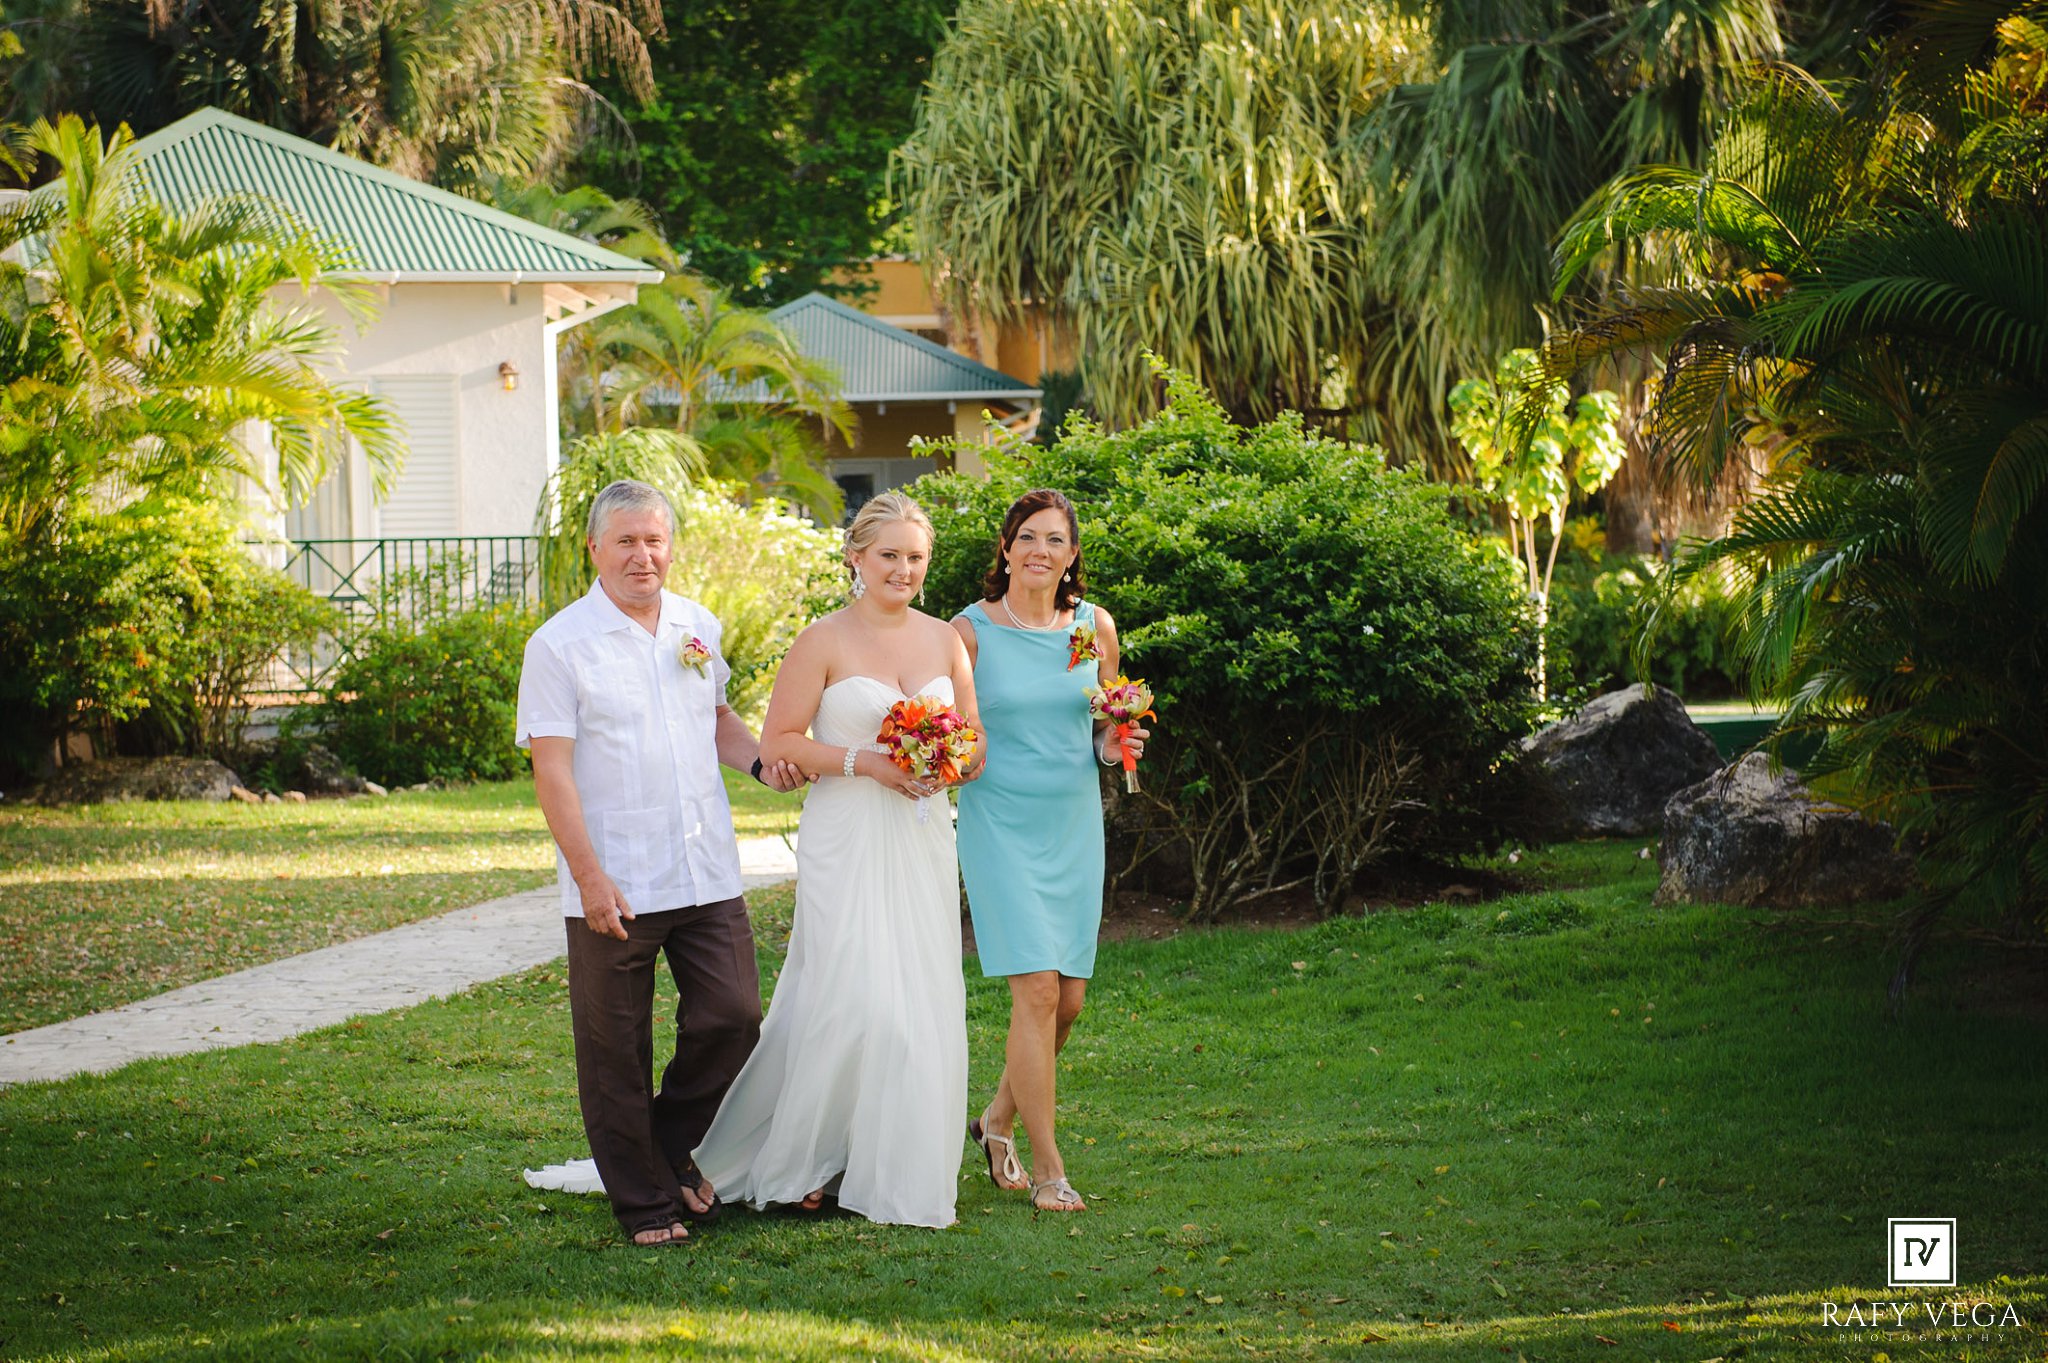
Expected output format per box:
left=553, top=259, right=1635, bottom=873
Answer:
left=1656, top=753, right=1914, bottom=907
left=1520, top=684, right=1723, bottom=835
left=34, top=756, right=242, bottom=805
left=295, top=743, right=370, bottom=796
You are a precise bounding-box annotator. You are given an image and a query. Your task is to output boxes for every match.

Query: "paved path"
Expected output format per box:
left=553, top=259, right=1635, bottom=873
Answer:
left=0, top=835, right=799, bottom=1088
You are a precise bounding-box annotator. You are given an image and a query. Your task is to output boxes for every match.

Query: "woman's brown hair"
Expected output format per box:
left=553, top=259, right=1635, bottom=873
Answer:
left=981, top=488, right=1085, bottom=610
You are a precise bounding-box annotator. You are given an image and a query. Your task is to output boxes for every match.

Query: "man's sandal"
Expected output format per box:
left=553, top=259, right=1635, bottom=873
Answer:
left=630, top=1221, right=689, bottom=1247
left=1031, top=1176, right=1085, bottom=1213
left=969, top=1113, right=1027, bottom=1190
left=676, top=1160, right=723, bottom=1224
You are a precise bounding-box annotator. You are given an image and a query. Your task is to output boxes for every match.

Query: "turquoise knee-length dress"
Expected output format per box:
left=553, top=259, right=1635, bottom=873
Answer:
left=956, top=599, right=1106, bottom=979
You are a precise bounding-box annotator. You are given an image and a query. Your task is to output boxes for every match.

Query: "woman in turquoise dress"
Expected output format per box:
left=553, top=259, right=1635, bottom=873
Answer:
left=952, top=488, right=1149, bottom=1213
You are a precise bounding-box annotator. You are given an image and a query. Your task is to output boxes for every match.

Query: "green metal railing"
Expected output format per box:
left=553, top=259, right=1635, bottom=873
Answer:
left=261, top=536, right=542, bottom=695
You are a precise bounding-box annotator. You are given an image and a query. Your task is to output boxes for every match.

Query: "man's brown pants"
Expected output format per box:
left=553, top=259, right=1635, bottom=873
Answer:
left=565, top=895, right=761, bottom=1236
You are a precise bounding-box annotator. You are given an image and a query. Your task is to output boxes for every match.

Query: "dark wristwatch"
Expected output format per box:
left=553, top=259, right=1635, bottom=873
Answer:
left=750, top=756, right=766, bottom=784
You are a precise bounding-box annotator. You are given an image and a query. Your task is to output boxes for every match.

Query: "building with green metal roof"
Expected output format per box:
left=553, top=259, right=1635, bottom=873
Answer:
left=122, top=107, right=660, bottom=548
left=758, top=293, right=1041, bottom=511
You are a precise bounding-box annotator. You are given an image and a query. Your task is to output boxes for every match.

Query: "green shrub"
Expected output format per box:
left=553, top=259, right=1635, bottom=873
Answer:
left=915, top=367, right=1539, bottom=918
left=0, top=498, right=333, bottom=770
left=664, top=483, right=843, bottom=722
left=1545, top=550, right=1742, bottom=700
left=310, top=603, right=539, bottom=786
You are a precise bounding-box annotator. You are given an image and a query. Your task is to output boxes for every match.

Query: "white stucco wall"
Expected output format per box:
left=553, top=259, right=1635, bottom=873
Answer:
left=307, top=281, right=556, bottom=538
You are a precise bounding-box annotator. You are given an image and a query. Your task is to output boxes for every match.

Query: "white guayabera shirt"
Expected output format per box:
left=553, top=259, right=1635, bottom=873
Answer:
left=516, top=580, right=744, bottom=916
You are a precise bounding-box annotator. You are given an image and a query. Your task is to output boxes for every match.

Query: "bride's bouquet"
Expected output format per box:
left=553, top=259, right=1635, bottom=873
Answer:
left=1086, top=676, right=1155, bottom=793
left=877, top=695, right=979, bottom=821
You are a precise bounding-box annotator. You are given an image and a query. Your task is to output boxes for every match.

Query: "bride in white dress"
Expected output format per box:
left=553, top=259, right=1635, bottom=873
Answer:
left=691, top=492, right=981, bottom=1228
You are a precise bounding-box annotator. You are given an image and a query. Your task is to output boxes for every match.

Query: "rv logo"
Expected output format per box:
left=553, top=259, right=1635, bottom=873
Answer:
left=1887, top=1218, right=1956, bottom=1288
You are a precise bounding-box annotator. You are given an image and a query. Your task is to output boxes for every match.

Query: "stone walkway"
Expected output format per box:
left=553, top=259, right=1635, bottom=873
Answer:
left=0, top=835, right=799, bottom=1088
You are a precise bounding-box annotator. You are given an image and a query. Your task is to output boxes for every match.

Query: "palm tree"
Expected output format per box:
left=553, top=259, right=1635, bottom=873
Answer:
left=489, top=179, right=852, bottom=522
left=593, top=274, right=853, bottom=515
left=0, top=0, right=662, bottom=190
left=0, top=114, right=399, bottom=543
left=1535, top=16, right=2048, bottom=972
left=1355, top=0, right=1787, bottom=498
left=483, top=175, right=674, bottom=436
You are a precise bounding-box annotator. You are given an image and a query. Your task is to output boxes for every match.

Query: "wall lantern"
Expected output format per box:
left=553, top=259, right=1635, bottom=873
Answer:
left=498, top=361, right=520, bottom=392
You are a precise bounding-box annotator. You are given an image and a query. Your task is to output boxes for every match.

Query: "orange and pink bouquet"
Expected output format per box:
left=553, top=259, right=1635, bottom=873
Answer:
left=1086, top=676, right=1155, bottom=792
left=877, top=695, right=979, bottom=817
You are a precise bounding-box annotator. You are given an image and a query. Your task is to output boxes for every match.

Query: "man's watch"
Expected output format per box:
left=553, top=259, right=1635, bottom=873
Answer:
left=750, top=756, right=766, bottom=784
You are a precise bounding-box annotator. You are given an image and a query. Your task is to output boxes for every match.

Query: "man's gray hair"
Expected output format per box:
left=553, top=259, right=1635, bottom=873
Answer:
left=586, top=480, right=677, bottom=545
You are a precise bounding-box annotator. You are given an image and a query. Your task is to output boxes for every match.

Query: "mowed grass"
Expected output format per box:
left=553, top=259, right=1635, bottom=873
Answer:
left=0, top=772, right=803, bottom=1032
left=3, top=843, right=2044, bottom=1361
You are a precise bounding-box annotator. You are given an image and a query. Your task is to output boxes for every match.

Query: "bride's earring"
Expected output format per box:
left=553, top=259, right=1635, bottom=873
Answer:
left=849, top=569, right=866, bottom=601
left=918, top=584, right=927, bottom=606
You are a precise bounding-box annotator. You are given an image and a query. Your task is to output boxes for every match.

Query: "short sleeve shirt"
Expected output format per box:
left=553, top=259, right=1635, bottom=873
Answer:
left=516, top=580, right=744, bottom=916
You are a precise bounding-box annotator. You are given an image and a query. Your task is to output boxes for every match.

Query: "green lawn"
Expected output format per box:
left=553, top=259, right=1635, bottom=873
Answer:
left=2, top=843, right=2042, bottom=1360
left=0, top=773, right=802, bottom=1032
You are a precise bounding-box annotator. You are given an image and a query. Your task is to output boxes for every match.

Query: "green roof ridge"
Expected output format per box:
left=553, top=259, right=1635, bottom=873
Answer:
left=770, top=292, right=1039, bottom=396
left=126, top=108, right=657, bottom=278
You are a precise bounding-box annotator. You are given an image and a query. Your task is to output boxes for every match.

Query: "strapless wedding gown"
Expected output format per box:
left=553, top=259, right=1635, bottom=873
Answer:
left=690, top=674, right=968, bottom=1227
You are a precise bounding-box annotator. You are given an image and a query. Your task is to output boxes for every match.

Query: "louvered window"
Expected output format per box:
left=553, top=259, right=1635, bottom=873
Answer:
left=373, top=374, right=462, bottom=536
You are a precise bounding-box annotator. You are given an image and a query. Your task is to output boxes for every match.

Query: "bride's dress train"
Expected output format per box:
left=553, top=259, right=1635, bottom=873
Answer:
left=689, top=674, right=968, bottom=1227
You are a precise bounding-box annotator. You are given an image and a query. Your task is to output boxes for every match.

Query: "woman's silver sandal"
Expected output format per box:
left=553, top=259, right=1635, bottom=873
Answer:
left=969, top=1113, right=1026, bottom=1189
left=1031, top=1176, right=1085, bottom=1212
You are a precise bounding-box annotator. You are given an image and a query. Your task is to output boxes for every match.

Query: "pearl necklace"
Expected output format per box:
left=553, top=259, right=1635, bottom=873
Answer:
left=999, top=593, right=1062, bottom=631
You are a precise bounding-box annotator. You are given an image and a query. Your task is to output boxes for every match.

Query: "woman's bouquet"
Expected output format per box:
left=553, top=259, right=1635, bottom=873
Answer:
left=876, top=695, right=980, bottom=821
left=1086, top=676, right=1155, bottom=793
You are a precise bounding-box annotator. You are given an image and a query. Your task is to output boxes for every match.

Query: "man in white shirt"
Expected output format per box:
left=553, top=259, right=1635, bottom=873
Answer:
left=517, top=479, right=805, bottom=1247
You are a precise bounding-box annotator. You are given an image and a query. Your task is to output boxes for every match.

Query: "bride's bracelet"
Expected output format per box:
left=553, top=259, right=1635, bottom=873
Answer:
left=842, top=743, right=884, bottom=778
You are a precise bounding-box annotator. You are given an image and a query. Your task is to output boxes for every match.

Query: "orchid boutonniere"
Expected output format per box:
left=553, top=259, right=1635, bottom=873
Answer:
left=1067, top=620, right=1100, bottom=672
left=679, top=636, right=712, bottom=676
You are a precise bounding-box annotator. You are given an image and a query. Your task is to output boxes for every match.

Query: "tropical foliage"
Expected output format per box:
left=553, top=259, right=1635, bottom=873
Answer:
left=0, top=0, right=662, bottom=190
left=310, top=602, right=541, bottom=786
left=0, top=116, right=394, bottom=772
left=1361, top=0, right=1787, bottom=397
left=915, top=366, right=1537, bottom=919
left=1537, top=11, right=2048, bottom=960
left=576, top=0, right=954, bottom=304
left=581, top=275, right=852, bottom=514
left=479, top=179, right=850, bottom=519
left=897, top=0, right=1430, bottom=432
left=0, top=116, right=399, bottom=544
left=1449, top=348, right=1625, bottom=695
left=898, top=0, right=1801, bottom=486
left=0, top=497, right=333, bottom=770
left=660, top=484, right=844, bottom=722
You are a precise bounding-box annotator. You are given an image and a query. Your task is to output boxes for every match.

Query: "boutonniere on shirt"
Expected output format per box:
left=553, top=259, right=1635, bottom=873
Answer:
left=678, top=636, right=712, bottom=675
left=1067, top=620, right=1100, bottom=672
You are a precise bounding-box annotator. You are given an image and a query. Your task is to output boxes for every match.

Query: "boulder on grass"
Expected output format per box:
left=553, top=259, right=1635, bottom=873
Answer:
left=1656, top=753, right=1914, bottom=907
left=295, top=743, right=369, bottom=796
left=1519, top=684, right=1723, bottom=836
left=34, top=756, right=242, bottom=805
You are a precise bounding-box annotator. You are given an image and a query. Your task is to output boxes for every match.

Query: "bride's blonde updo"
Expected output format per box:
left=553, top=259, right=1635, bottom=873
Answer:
left=843, top=491, right=934, bottom=589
